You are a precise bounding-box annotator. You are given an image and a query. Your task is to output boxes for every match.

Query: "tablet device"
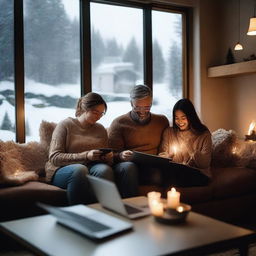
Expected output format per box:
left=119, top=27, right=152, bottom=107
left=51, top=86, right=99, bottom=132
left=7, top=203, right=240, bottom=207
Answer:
left=99, top=148, right=113, bottom=155
left=131, top=151, right=172, bottom=167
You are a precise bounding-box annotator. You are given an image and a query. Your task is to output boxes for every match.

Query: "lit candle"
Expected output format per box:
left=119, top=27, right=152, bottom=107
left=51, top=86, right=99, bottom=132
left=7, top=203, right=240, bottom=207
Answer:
left=14, top=169, right=20, bottom=177
left=147, top=191, right=161, bottom=206
left=172, top=145, right=177, bottom=155
left=176, top=205, right=184, bottom=213
left=150, top=200, right=164, bottom=216
left=232, top=146, right=237, bottom=154
left=167, top=187, right=180, bottom=208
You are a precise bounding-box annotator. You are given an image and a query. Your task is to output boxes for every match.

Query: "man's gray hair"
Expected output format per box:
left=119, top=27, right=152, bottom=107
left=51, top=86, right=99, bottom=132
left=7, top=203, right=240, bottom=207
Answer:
left=130, top=84, right=152, bottom=100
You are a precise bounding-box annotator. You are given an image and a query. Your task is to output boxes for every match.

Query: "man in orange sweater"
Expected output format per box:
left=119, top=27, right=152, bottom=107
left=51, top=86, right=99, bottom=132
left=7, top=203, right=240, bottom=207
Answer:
left=108, top=85, right=169, bottom=197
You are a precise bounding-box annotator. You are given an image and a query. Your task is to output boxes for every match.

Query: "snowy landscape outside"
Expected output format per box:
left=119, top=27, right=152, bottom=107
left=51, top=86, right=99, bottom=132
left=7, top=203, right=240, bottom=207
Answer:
left=0, top=0, right=182, bottom=142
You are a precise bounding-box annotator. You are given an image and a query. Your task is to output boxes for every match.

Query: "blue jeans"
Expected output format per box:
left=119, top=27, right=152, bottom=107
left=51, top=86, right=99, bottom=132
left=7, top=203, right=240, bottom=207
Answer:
left=114, top=162, right=139, bottom=198
left=52, top=163, right=114, bottom=205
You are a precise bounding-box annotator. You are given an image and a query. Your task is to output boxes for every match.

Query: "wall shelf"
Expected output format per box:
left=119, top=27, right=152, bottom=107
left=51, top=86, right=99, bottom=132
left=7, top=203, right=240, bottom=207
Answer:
left=208, top=59, right=256, bottom=78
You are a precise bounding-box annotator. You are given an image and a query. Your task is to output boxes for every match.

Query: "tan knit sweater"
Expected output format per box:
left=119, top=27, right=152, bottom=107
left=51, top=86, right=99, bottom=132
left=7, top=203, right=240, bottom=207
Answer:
left=159, top=127, right=212, bottom=177
left=108, top=112, right=169, bottom=155
left=45, top=117, right=108, bottom=182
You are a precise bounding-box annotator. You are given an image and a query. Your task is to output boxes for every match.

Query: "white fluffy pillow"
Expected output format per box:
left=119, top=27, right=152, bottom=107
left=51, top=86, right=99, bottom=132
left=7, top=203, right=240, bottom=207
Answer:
left=211, top=128, right=256, bottom=168
left=211, top=129, right=237, bottom=167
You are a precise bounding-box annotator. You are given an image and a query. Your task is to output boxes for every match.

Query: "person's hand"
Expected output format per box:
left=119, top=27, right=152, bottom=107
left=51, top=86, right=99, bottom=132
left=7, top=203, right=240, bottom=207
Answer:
left=119, top=150, right=133, bottom=161
left=159, top=152, right=173, bottom=159
left=87, top=150, right=102, bottom=161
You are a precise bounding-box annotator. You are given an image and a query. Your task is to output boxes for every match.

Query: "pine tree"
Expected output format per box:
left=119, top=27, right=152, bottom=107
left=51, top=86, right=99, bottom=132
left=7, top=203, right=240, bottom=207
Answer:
left=122, top=37, right=141, bottom=72
left=168, top=42, right=182, bottom=97
left=24, top=0, right=74, bottom=85
left=91, top=27, right=106, bottom=68
left=153, top=39, right=165, bottom=83
left=105, top=38, right=123, bottom=57
left=0, top=0, right=14, bottom=81
left=0, top=112, right=14, bottom=131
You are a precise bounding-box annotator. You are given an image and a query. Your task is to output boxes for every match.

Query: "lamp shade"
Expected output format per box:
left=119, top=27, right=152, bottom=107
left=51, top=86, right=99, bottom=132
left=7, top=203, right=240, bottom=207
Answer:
left=234, top=42, right=243, bottom=50
left=247, top=17, right=256, bottom=35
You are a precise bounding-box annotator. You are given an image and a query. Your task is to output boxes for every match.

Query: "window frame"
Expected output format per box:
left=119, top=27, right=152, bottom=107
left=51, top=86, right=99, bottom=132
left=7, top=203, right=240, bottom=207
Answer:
left=12, top=0, right=189, bottom=143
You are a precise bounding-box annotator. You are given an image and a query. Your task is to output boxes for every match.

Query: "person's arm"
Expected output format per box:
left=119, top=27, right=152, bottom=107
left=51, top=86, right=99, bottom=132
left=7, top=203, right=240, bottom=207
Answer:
left=186, top=132, right=212, bottom=169
left=108, top=119, right=125, bottom=150
left=108, top=119, right=126, bottom=162
left=158, top=128, right=172, bottom=158
left=49, top=123, right=88, bottom=166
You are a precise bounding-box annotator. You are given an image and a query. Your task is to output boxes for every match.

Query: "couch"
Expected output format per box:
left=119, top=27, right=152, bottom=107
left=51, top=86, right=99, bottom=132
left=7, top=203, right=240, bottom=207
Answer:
left=1, top=123, right=256, bottom=223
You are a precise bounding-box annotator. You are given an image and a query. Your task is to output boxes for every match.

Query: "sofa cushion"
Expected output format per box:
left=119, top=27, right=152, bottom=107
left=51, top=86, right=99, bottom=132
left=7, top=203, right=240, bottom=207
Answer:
left=0, top=181, right=67, bottom=206
left=0, top=181, right=67, bottom=221
left=211, top=167, right=256, bottom=199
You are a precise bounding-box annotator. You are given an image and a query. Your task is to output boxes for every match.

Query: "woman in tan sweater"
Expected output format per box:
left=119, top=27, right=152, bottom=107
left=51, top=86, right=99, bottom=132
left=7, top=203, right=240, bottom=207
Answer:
left=159, top=98, right=212, bottom=187
left=45, top=93, right=113, bottom=205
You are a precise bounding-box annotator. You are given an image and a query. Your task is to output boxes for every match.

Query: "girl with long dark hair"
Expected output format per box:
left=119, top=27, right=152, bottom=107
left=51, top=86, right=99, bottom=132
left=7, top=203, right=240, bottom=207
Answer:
left=159, top=98, right=212, bottom=187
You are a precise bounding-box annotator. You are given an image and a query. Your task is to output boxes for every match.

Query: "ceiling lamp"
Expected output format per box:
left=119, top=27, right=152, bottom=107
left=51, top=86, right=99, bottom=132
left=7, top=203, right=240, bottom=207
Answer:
left=234, top=0, right=243, bottom=50
left=247, top=1, right=256, bottom=35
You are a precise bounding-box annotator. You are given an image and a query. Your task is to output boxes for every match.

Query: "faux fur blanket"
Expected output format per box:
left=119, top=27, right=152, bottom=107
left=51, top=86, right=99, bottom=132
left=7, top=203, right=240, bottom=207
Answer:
left=0, top=140, right=48, bottom=185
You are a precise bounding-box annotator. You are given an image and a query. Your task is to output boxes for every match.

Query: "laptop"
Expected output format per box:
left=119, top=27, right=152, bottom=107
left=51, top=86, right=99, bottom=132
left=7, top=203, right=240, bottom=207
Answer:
left=87, top=176, right=150, bottom=219
left=37, top=202, right=133, bottom=241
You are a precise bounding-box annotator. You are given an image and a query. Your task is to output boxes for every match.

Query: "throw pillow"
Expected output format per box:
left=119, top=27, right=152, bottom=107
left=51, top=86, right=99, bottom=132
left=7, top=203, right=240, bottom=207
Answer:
left=211, top=129, right=256, bottom=168
left=211, top=129, right=237, bottom=167
left=39, top=120, right=57, bottom=148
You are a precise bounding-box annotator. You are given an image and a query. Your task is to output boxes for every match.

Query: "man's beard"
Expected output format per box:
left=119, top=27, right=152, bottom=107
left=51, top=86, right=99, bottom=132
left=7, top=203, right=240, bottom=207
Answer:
left=130, top=111, right=151, bottom=125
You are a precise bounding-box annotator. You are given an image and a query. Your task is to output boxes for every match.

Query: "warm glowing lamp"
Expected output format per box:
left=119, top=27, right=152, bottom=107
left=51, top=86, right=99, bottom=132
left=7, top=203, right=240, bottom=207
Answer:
left=234, top=0, right=243, bottom=50
left=247, top=17, right=256, bottom=35
left=247, top=1, right=256, bottom=35
left=234, top=43, right=243, bottom=50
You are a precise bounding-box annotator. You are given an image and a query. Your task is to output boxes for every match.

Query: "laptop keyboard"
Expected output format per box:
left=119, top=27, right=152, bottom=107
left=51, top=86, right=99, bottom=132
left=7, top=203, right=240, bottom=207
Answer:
left=124, top=204, right=142, bottom=214
left=62, top=210, right=110, bottom=232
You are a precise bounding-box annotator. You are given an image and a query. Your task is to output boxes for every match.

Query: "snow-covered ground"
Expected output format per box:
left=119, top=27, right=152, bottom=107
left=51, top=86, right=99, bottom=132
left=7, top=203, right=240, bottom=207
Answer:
left=0, top=79, right=178, bottom=142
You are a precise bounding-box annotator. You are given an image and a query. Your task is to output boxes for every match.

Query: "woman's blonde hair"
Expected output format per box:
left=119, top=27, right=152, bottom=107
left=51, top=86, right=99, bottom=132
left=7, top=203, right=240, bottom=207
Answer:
left=75, top=92, right=107, bottom=117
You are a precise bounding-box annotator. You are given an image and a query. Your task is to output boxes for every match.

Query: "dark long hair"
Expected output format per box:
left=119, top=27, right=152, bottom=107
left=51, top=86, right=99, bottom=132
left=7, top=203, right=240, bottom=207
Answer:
left=172, top=99, right=208, bottom=134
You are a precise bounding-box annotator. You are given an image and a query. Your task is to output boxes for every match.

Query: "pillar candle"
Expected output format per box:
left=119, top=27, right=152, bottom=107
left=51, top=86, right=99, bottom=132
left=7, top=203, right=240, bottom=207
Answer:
left=167, top=187, right=180, bottom=208
left=147, top=191, right=161, bottom=206
left=150, top=200, right=164, bottom=216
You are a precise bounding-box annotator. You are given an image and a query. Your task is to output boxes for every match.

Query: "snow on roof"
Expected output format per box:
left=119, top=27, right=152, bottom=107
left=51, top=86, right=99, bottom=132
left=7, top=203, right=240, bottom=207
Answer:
left=95, top=62, right=134, bottom=74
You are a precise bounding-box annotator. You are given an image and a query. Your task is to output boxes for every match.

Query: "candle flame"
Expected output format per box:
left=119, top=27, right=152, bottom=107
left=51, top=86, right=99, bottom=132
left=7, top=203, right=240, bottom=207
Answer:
left=170, top=187, right=176, bottom=193
left=176, top=206, right=184, bottom=213
left=248, top=121, right=256, bottom=135
left=172, top=145, right=177, bottom=154
left=14, top=169, right=20, bottom=177
left=232, top=146, right=237, bottom=154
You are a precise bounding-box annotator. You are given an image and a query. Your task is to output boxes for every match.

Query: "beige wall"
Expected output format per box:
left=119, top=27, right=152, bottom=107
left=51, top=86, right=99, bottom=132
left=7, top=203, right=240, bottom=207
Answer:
left=193, top=0, right=256, bottom=137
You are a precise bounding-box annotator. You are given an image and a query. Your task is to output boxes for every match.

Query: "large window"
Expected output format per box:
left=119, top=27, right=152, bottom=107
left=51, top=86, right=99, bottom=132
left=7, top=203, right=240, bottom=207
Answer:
left=1, top=0, right=187, bottom=142
left=91, top=2, right=144, bottom=127
left=24, top=0, right=81, bottom=141
left=0, top=0, right=15, bottom=141
left=152, top=10, right=183, bottom=120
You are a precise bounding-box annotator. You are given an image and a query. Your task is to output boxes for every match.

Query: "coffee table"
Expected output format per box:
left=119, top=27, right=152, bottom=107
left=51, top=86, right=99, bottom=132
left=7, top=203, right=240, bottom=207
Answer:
left=0, top=197, right=255, bottom=256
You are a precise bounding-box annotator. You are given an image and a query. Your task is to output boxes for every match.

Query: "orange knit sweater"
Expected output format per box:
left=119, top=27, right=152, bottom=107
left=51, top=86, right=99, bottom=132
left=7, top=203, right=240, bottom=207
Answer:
left=108, top=112, right=169, bottom=155
left=45, top=117, right=108, bottom=182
